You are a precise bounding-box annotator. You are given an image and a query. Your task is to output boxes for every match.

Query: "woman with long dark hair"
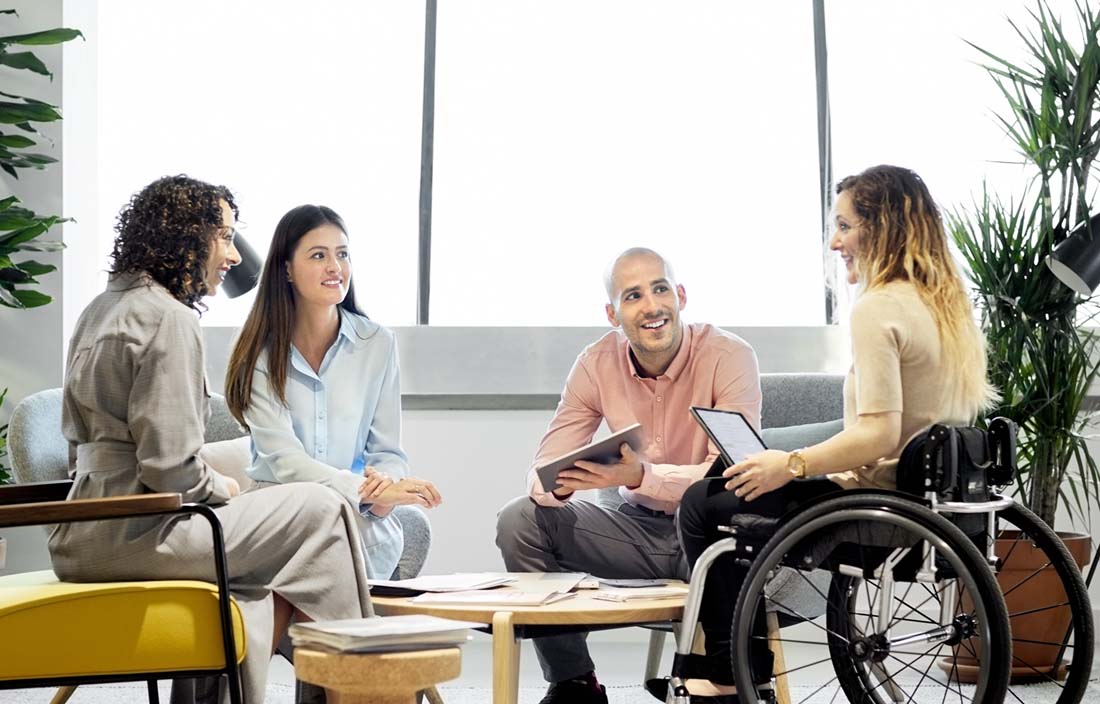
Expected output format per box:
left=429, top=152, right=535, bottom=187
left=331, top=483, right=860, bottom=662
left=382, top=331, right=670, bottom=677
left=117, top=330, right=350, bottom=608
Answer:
left=225, top=204, right=440, bottom=581
left=50, top=176, right=374, bottom=704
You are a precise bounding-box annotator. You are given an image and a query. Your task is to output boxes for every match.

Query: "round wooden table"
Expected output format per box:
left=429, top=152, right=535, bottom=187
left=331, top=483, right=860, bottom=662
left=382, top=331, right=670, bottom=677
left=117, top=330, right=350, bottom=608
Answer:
left=371, top=574, right=685, bottom=704
left=295, top=646, right=461, bottom=704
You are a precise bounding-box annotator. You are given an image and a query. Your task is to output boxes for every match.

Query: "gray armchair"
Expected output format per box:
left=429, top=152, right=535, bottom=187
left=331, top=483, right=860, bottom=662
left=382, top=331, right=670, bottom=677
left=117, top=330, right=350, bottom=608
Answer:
left=8, top=388, right=432, bottom=580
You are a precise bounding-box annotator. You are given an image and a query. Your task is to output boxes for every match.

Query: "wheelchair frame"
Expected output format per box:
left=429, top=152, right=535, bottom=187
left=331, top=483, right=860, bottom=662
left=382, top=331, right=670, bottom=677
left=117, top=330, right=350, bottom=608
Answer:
left=660, top=417, right=1084, bottom=704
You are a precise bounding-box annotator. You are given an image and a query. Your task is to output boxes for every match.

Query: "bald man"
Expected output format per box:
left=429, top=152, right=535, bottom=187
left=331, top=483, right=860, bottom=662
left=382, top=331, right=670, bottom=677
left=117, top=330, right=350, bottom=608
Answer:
left=495, top=247, right=762, bottom=704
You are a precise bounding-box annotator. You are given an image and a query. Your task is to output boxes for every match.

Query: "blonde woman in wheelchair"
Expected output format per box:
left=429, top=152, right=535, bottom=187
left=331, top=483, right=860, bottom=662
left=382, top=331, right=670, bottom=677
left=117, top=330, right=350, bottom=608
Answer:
left=658, top=165, right=1001, bottom=703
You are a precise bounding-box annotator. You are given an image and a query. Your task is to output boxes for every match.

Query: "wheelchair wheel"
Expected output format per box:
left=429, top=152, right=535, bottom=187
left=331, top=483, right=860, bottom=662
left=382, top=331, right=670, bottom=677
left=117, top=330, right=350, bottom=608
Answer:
left=973, top=503, right=1093, bottom=703
left=730, top=493, right=1011, bottom=704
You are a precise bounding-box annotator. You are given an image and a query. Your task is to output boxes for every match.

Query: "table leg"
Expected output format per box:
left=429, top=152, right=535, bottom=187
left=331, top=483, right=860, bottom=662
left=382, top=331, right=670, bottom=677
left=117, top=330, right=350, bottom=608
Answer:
left=49, top=686, right=78, bottom=704
left=492, top=611, right=520, bottom=704
left=766, top=611, right=791, bottom=704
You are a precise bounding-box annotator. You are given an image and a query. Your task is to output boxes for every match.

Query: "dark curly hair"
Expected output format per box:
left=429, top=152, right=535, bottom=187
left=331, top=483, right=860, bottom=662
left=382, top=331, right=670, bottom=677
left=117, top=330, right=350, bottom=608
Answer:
left=110, top=175, right=239, bottom=311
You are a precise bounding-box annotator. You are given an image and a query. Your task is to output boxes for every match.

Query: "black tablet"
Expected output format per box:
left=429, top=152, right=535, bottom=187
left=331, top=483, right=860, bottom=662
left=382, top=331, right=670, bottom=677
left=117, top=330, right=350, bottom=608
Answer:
left=690, top=407, right=766, bottom=467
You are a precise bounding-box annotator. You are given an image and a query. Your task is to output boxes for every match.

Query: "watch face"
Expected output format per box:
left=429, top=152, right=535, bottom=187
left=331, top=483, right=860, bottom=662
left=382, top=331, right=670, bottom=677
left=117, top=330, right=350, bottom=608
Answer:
left=788, top=452, right=806, bottom=478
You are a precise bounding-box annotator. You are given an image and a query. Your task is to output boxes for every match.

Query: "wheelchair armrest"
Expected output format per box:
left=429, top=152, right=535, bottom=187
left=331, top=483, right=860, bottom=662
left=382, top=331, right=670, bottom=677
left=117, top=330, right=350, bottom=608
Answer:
left=0, top=480, right=73, bottom=506
left=720, top=513, right=781, bottom=540
left=0, top=492, right=182, bottom=529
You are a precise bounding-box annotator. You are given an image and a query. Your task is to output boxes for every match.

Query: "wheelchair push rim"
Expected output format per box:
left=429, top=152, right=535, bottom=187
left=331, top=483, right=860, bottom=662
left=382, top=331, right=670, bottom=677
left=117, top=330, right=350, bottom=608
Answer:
left=731, top=493, right=1012, bottom=704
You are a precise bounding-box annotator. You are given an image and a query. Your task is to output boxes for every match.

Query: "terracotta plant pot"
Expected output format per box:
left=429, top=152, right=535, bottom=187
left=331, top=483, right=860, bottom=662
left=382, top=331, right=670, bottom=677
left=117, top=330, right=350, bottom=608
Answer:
left=950, top=530, right=1091, bottom=683
left=998, top=531, right=1091, bottom=682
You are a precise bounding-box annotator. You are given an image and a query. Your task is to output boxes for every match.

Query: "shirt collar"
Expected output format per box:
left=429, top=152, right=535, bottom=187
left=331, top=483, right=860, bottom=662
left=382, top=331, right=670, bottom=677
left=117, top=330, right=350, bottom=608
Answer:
left=338, top=308, right=379, bottom=347
left=336, top=308, right=358, bottom=345
left=288, top=309, right=357, bottom=380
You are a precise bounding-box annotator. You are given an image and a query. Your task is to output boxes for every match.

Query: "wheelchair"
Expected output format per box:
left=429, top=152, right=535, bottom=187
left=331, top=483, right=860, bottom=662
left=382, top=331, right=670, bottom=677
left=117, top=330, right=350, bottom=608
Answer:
left=662, top=419, right=1094, bottom=704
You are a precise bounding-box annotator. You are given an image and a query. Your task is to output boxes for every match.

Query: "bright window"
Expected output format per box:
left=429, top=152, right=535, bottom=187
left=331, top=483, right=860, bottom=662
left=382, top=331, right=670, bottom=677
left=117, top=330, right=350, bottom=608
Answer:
left=429, top=2, right=826, bottom=326
left=96, top=0, right=424, bottom=325
left=827, top=0, right=1080, bottom=219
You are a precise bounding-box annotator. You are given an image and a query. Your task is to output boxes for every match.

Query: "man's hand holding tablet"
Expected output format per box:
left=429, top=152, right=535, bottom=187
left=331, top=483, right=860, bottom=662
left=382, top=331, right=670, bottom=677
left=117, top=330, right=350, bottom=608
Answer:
left=557, top=443, right=645, bottom=495
left=534, top=423, right=645, bottom=498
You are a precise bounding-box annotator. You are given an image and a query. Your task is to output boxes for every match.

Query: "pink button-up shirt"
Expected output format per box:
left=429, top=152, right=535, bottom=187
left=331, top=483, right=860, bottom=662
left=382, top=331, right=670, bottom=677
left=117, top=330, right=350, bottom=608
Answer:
left=527, top=323, right=762, bottom=514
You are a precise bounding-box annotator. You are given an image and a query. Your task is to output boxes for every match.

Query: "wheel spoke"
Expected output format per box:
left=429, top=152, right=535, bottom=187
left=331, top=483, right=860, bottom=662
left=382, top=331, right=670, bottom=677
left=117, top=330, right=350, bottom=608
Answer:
left=791, top=565, right=834, bottom=605
left=773, top=653, right=837, bottom=678
left=794, top=673, right=842, bottom=704
left=887, top=582, right=948, bottom=628
left=1011, top=636, right=1074, bottom=648
left=764, top=595, right=851, bottom=644
left=878, top=640, right=967, bottom=700
left=1001, top=561, right=1054, bottom=598
left=752, top=636, right=834, bottom=648
left=1009, top=601, right=1071, bottom=619
left=1008, top=651, right=1067, bottom=687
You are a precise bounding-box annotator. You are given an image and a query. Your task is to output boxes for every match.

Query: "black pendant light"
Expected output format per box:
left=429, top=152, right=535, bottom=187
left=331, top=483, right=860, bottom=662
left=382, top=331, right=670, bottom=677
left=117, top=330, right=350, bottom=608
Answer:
left=221, top=232, right=262, bottom=299
left=1046, top=213, right=1100, bottom=296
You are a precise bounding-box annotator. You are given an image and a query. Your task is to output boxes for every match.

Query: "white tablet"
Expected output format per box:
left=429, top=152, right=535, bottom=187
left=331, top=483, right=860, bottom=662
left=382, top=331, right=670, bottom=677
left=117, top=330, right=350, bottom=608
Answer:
left=534, top=423, right=644, bottom=492
left=690, top=407, right=766, bottom=466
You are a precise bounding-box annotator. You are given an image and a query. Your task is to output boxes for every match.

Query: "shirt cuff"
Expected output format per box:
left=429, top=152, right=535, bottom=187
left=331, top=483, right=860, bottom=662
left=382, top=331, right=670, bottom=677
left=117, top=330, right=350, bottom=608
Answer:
left=359, top=502, right=388, bottom=520
left=621, top=461, right=656, bottom=501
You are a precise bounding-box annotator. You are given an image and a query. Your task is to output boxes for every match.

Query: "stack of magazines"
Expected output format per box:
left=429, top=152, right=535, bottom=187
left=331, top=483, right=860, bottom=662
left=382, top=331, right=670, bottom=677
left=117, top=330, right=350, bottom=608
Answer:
left=590, top=585, right=690, bottom=602
left=289, top=614, right=482, bottom=653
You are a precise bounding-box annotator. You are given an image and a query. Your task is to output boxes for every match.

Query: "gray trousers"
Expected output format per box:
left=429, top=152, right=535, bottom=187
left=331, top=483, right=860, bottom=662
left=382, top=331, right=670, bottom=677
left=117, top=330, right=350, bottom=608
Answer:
left=495, top=495, right=689, bottom=683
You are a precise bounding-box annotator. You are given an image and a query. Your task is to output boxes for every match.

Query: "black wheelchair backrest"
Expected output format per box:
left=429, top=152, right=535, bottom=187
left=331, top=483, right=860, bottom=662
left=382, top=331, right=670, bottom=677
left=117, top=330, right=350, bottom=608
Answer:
left=897, top=417, right=1018, bottom=502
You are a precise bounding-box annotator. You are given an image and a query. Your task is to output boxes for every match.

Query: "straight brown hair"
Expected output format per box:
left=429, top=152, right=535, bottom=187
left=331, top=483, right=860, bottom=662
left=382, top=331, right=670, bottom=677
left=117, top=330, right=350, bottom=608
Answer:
left=225, top=204, right=365, bottom=428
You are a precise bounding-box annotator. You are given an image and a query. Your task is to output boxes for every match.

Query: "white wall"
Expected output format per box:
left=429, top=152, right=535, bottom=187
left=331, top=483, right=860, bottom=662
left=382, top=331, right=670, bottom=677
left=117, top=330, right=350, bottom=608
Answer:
left=404, top=410, right=554, bottom=574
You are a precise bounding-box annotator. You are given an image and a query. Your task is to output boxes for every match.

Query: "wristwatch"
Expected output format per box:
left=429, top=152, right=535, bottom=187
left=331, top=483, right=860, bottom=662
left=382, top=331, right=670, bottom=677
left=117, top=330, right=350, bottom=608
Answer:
left=787, top=449, right=808, bottom=479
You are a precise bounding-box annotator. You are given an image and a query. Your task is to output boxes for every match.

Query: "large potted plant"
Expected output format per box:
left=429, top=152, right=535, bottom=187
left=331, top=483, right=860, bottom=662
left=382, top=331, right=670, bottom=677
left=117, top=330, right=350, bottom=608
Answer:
left=0, top=10, right=81, bottom=569
left=949, top=0, right=1099, bottom=682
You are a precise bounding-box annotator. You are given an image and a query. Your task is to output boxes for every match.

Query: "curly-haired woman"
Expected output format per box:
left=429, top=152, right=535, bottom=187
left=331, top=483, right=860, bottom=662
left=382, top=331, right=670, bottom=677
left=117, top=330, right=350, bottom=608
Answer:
left=48, top=176, right=373, bottom=704
left=650, top=165, right=998, bottom=703
left=224, top=204, right=441, bottom=580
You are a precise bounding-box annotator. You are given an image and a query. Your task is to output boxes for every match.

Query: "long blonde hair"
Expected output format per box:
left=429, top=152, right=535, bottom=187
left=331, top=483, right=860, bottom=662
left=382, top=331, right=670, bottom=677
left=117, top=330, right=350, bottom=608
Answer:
left=838, top=165, right=998, bottom=419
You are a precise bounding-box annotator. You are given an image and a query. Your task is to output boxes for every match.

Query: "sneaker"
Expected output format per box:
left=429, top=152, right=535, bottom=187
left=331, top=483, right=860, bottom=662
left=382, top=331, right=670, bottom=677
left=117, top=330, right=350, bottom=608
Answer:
left=537, top=678, right=608, bottom=704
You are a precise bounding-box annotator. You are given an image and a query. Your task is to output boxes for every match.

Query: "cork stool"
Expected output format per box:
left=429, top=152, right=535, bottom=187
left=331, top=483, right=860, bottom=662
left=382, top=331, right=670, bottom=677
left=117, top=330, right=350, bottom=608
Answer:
left=295, top=647, right=461, bottom=704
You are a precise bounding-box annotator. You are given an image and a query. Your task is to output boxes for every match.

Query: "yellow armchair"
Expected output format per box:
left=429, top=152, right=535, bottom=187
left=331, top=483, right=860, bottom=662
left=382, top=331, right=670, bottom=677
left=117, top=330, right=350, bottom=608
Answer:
left=0, top=481, right=246, bottom=704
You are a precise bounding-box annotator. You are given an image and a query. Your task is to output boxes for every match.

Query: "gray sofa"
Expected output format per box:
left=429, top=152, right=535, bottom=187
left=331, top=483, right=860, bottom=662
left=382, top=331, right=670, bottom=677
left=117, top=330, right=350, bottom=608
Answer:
left=8, top=388, right=432, bottom=581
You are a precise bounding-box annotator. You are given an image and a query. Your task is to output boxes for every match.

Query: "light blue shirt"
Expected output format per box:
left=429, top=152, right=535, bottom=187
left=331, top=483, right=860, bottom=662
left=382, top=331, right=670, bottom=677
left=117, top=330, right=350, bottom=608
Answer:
left=244, top=309, right=409, bottom=511
left=244, top=310, right=408, bottom=578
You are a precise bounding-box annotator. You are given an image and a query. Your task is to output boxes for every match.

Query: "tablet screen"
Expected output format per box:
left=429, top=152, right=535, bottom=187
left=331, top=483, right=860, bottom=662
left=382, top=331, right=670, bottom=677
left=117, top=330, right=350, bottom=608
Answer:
left=691, top=407, right=766, bottom=465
